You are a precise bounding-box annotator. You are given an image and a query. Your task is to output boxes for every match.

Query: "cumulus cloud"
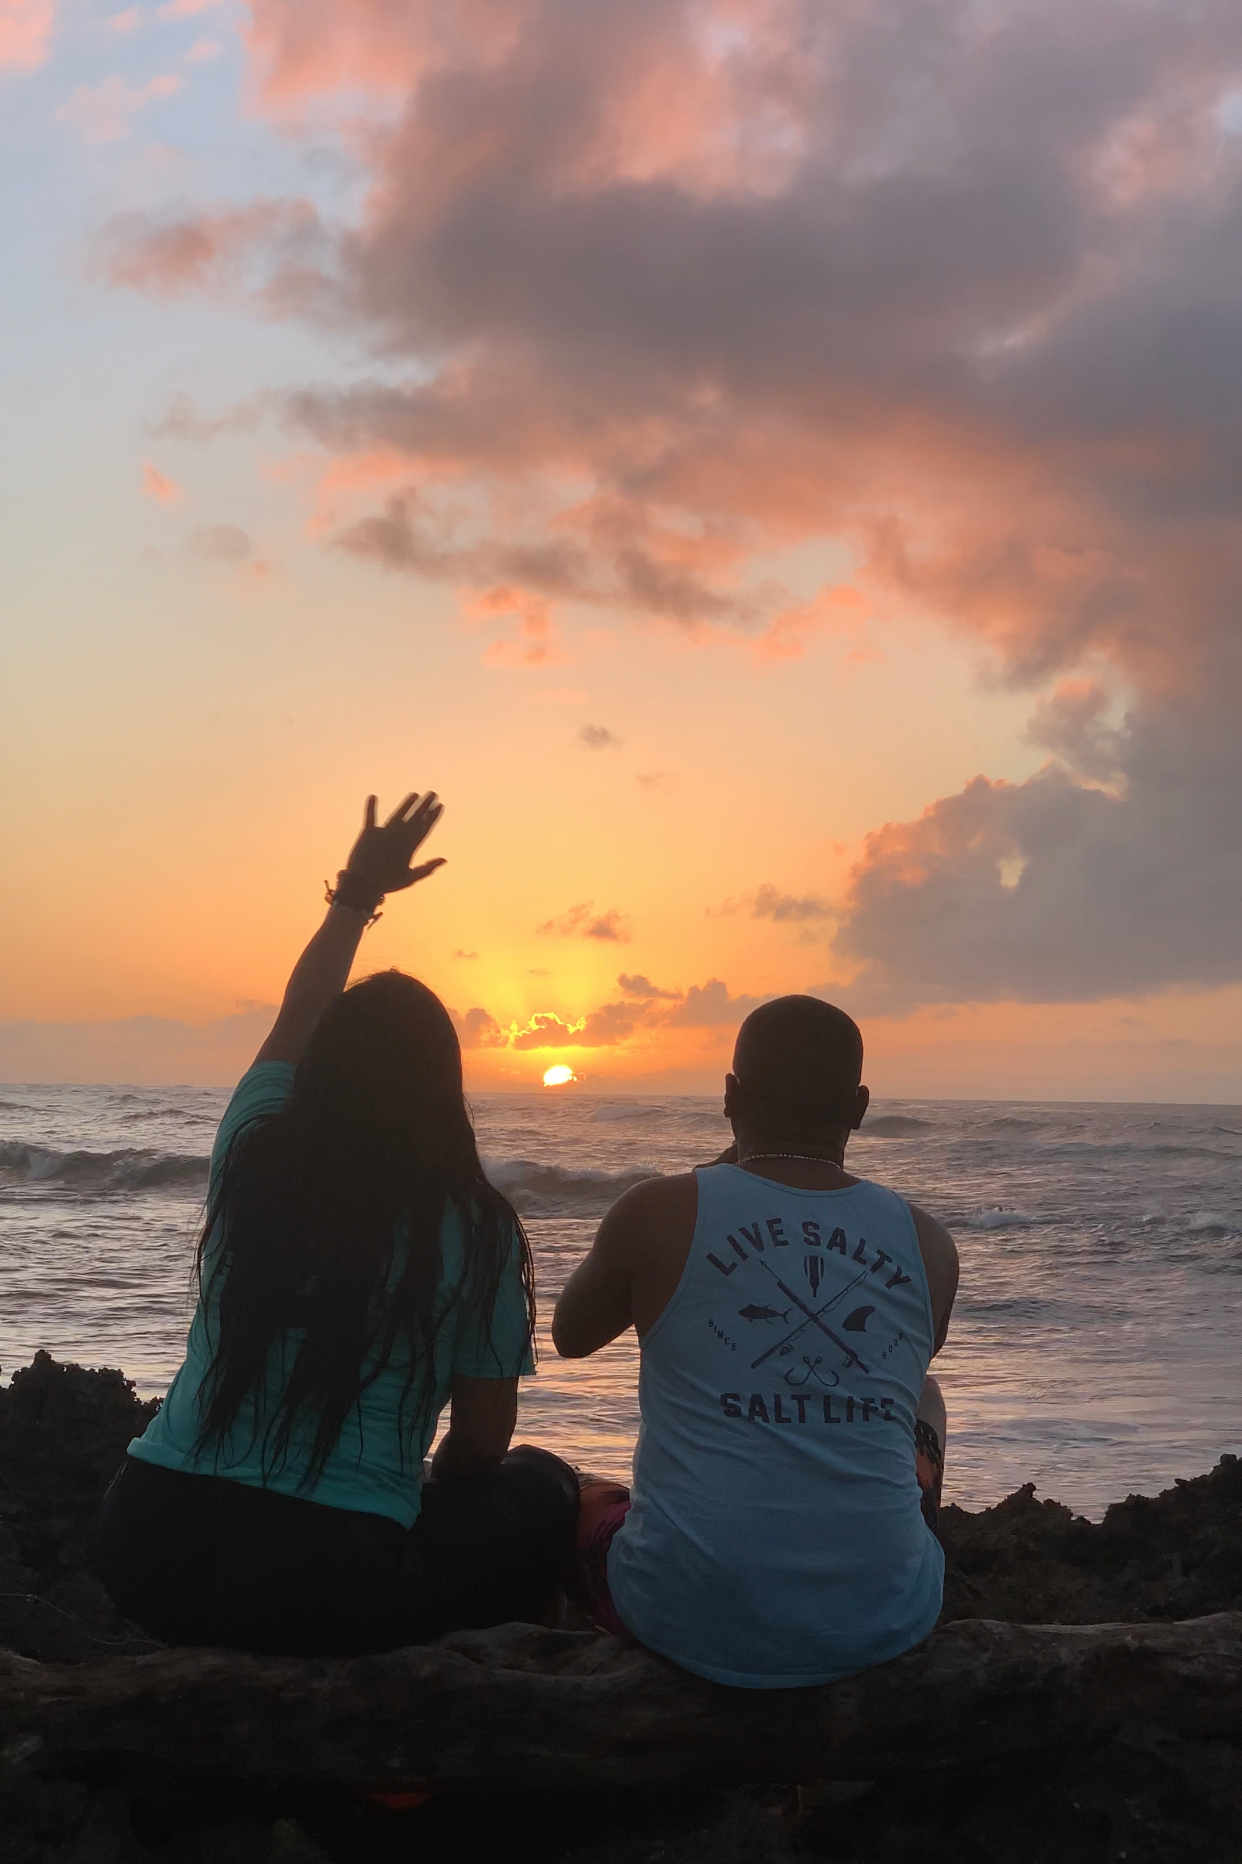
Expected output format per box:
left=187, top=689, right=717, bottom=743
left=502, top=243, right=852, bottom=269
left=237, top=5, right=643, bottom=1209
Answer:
left=580, top=723, right=619, bottom=749
left=537, top=902, right=631, bottom=942
left=451, top=1005, right=506, bottom=1049
left=664, top=980, right=771, bottom=1027
left=509, top=1004, right=642, bottom=1049
left=446, top=975, right=772, bottom=1054
left=98, top=0, right=1242, bottom=1005
left=833, top=684, right=1242, bottom=1009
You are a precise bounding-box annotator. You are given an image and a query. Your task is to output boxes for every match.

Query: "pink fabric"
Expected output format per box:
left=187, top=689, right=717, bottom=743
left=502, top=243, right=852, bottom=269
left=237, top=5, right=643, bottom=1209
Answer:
left=576, top=1479, right=634, bottom=1641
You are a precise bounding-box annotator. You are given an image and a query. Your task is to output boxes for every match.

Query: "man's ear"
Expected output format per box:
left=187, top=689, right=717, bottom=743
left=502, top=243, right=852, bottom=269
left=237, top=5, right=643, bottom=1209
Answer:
left=850, top=1084, right=870, bottom=1131
left=723, top=1072, right=741, bottom=1123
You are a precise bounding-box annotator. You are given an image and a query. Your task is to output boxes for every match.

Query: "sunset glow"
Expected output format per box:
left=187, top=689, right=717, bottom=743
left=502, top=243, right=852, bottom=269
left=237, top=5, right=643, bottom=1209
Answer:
left=542, top=1067, right=576, bottom=1089
left=2, top=1, right=1241, bottom=1100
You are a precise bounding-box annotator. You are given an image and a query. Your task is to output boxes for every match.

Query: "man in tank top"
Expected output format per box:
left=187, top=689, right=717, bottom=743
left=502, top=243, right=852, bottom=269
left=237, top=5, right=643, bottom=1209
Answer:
left=553, top=996, right=958, bottom=1688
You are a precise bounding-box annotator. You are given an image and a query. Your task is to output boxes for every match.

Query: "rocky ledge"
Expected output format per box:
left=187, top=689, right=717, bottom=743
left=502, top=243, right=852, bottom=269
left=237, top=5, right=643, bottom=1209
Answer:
left=2, top=1353, right=1241, bottom=1864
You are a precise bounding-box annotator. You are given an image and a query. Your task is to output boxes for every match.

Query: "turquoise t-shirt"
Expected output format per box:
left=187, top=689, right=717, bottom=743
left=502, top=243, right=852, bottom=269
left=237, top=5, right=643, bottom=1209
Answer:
left=129, top=1062, right=534, bottom=1528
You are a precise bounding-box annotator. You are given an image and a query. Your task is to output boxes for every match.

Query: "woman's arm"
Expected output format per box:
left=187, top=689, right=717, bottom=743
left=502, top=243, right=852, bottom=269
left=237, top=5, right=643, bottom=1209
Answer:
left=429, top=1377, right=518, bottom=1480
left=253, top=790, right=445, bottom=1068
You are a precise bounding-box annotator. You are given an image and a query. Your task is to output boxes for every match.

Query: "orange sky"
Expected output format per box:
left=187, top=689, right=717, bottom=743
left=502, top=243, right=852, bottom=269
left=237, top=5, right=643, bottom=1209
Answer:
left=4, top=0, right=1242, bottom=1099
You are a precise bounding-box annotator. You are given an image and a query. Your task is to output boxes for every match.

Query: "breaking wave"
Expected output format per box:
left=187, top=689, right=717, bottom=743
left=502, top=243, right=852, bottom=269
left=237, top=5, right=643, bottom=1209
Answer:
left=0, top=1140, right=209, bottom=1194
left=1185, top=1210, right=1241, bottom=1237
left=956, top=1206, right=1043, bottom=1231
left=0, top=1137, right=659, bottom=1215
left=588, top=1102, right=671, bottom=1123
left=485, top=1157, right=659, bottom=1215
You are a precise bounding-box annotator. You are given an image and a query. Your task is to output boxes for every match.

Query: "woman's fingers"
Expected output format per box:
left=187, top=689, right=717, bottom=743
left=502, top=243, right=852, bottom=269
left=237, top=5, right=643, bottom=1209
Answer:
left=405, top=797, right=443, bottom=845
left=385, top=792, right=420, bottom=828
left=363, top=795, right=378, bottom=831
left=409, top=857, right=446, bottom=884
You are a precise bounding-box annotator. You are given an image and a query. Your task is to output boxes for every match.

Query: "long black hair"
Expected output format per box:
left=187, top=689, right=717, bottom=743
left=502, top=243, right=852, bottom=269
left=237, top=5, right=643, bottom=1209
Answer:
left=193, top=970, right=533, bottom=1485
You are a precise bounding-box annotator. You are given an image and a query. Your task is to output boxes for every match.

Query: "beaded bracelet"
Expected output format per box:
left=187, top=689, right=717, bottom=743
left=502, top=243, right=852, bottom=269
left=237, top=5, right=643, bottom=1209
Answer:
left=324, top=870, right=384, bottom=926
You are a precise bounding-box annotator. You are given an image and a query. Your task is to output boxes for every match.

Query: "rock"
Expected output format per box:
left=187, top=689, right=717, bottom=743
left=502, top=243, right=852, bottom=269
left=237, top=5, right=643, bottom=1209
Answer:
left=0, top=1354, right=159, bottom=1664
left=2, top=1614, right=1241, bottom=1789
left=5, top=1356, right=1242, bottom=1861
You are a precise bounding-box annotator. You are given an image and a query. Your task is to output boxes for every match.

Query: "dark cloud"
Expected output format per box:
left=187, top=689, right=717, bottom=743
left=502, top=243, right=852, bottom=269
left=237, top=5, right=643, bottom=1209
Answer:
left=580, top=723, right=620, bottom=749
left=833, top=675, right=1242, bottom=1009
left=451, top=1006, right=506, bottom=1048
left=101, top=0, right=1242, bottom=1003
left=750, top=885, right=833, bottom=924
left=453, top=948, right=479, bottom=960
left=664, top=980, right=771, bottom=1027
left=537, top=902, right=631, bottom=942
left=617, top=972, right=681, bottom=1000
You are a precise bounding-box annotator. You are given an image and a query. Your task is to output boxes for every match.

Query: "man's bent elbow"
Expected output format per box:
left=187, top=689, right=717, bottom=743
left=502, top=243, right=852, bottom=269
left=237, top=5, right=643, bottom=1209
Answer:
left=551, top=1310, right=589, bottom=1358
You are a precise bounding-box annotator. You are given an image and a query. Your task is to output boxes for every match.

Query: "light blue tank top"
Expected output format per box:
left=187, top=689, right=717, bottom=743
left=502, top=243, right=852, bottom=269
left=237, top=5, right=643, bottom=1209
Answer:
left=607, top=1163, right=944, bottom=1688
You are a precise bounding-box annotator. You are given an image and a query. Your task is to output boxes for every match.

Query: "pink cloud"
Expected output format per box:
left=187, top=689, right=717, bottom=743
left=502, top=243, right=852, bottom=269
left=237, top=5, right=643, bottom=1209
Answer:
left=142, top=461, right=182, bottom=503
left=156, top=0, right=223, bottom=18
left=54, top=71, right=182, bottom=142
left=97, top=201, right=321, bottom=297
left=0, top=0, right=55, bottom=72
left=98, top=0, right=1242, bottom=1002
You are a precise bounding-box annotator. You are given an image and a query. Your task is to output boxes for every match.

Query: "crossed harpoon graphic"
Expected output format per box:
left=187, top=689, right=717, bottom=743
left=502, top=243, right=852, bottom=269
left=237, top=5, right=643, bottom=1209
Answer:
left=747, top=1257, right=872, bottom=1374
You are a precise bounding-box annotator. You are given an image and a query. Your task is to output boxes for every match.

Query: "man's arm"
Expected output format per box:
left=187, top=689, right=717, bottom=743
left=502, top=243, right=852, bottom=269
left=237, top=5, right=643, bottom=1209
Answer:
left=253, top=791, right=444, bottom=1067
left=909, top=1204, right=960, bottom=1355
left=553, top=1175, right=697, bottom=1356
left=551, top=1197, right=637, bottom=1358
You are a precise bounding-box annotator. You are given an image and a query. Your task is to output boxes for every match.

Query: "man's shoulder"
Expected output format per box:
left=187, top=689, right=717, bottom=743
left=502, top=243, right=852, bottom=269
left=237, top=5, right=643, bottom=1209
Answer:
left=609, top=1170, right=699, bottom=1219
left=905, top=1199, right=958, bottom=1253
left=599, top=1170, right=699, bottom=1253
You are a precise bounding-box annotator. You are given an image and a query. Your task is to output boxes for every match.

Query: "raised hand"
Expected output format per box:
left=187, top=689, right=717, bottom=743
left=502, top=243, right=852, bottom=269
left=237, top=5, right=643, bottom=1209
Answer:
left=343, top=792, right=446, bottom=898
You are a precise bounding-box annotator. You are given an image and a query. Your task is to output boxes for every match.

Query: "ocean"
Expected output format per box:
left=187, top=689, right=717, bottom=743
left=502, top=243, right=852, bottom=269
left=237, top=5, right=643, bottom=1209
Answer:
left=1, top=1084, right=1239, bottom=1519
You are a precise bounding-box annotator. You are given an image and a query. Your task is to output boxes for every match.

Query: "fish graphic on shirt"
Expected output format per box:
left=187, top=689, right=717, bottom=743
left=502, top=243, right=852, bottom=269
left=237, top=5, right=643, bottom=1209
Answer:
left=737, top=1303, right=792, bottom=1324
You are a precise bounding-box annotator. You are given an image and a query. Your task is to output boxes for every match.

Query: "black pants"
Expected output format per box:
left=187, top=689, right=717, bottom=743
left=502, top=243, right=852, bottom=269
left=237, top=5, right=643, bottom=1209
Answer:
left=93, top=1449, right=579, bottom=1657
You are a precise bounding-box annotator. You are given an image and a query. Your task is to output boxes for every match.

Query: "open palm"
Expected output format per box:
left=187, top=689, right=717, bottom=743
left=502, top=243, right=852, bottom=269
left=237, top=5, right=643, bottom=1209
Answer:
left=344, top=792, right=445, bottom=895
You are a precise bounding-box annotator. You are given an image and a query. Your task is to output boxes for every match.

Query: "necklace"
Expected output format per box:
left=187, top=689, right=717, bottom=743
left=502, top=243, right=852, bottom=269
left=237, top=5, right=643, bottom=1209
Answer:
left=739, top=1151, right=844, bottom=1167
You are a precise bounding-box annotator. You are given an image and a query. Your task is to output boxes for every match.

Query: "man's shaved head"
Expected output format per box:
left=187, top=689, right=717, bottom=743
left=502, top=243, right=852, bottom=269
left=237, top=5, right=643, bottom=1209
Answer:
left=730, top=996, right=864, bottom=1139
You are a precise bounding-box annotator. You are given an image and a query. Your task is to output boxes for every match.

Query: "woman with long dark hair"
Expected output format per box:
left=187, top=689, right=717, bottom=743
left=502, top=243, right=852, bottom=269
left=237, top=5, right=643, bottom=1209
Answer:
left=94, top=790, right=579, bottom=1656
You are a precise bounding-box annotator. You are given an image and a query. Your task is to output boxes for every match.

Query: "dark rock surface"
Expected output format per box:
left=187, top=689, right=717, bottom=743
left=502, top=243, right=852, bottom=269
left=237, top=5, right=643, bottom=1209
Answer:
left=3, top=1355, right=1242, bottom=1863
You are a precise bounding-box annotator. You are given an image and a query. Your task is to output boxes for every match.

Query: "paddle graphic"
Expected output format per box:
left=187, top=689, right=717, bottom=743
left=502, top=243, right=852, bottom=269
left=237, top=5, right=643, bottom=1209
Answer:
left=750, top=1258, right=872, bottom=1374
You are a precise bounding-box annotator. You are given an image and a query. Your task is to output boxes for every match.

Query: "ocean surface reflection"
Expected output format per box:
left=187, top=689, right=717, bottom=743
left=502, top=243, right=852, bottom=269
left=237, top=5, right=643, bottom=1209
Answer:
left=2, top=1085, right=1240, bottom=1518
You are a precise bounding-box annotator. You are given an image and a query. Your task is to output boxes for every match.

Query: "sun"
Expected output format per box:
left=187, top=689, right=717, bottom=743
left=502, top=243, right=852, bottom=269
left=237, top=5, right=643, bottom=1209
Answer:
left=542, top=1065, right=576, bottom=1087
